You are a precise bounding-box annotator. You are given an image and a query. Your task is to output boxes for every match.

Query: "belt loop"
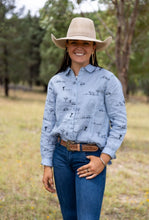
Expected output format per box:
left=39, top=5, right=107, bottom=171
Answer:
left=80, top=144, right=82, bottom=151
left=57, top=136, right=61, bottom=144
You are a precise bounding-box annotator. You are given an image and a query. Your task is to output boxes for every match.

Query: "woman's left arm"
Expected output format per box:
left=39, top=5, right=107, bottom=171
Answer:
left=102, top=74, right=127, bottom=159
left=77, top=74, right=127, bottom=179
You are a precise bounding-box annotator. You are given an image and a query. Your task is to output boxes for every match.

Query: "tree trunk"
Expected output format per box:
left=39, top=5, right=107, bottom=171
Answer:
left=3, top=45, right=9, bottom=97
left=118, top=70, right=128, bottom=99
left=4, top=76, right=9, bottom=97
left=113, top=0, right=139, bottom=98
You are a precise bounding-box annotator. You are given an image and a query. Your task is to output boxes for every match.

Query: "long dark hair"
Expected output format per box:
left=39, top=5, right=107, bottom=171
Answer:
left=55, top=45, right=100, bottom=74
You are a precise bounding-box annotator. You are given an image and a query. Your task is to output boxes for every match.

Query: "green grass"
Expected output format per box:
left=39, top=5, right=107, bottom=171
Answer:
left=0, top=89, right=149, bottom=220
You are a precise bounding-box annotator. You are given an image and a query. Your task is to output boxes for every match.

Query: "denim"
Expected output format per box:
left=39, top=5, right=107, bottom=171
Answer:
left=40, top=64, right=127, bottom=166
left=53, top=143, right=106, bottom=220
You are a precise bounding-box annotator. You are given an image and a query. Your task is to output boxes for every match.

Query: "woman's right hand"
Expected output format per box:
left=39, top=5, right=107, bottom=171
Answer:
left=42, top=166, right=56, bottom=193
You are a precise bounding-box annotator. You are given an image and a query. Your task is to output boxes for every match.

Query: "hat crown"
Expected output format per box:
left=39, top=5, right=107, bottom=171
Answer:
left=67, top=17, right=96, bottom=39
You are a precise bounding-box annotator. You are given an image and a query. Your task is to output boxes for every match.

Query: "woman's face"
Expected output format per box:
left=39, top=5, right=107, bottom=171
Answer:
left=66, top=40, right=96, bottom=67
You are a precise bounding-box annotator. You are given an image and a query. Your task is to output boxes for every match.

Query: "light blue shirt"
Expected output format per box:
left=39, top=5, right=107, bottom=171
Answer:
left=40, top=64, right=127, bottom=167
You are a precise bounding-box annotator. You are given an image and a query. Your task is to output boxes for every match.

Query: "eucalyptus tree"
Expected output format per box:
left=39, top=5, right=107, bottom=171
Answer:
left=76, top=0, right=148, bottom=98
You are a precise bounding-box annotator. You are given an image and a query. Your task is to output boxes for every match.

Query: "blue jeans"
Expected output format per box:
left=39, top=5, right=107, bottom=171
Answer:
left=53, top=143, right=106, bottom=220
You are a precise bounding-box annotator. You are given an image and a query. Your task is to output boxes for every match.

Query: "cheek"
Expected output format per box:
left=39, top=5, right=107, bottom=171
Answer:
left=67, top=47, right=73, bottom=55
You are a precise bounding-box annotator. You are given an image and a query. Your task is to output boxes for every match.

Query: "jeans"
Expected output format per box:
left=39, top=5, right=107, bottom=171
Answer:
left=53, top=143, right=106, bottom=220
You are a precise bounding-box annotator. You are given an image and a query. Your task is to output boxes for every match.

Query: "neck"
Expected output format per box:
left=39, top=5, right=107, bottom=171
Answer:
left=71, top=62, right=89, bottom=76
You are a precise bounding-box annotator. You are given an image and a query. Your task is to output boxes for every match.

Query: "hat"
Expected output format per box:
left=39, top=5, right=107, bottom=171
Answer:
left=51, top=17, right=112, bottom=51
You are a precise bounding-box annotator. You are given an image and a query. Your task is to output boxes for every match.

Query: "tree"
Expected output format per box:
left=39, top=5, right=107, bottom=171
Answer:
left=76, top=0, right=149, bottom=98
left=0, top=0, right=16, bottom=96
left=112, top=0, right=139, bottom=98
left=128, top=1, right=149, bottom=98
left=0, top=2, right=44, bottom=96
left=20, top=13, right=45, bottom=88
left=39, top=0, right=74, bottom=90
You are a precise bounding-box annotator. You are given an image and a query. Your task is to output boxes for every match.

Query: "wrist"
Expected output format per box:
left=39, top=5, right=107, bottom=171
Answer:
left=44, top=166, right=52, bottom=170
left=99, top=157, right=106, bottom=166
left=100, top=153, right=111, bottom=166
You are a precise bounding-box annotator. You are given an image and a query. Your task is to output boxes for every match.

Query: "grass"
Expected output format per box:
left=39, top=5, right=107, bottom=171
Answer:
left=0, top=88, right=149, bottom=220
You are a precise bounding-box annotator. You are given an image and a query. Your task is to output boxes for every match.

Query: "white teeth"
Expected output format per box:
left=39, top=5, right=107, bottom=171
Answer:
left=75, top=53, right=84, bottom=56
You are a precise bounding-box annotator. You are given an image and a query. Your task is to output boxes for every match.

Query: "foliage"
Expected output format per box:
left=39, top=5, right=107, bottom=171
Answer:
left=128, top=1, right=149, bottom=96
left=0, top=0, right=17, bottom=95
left=39, top=0, right=74, bottom=86
left=0, top=0, right=149, bottom=96
left=18, top=13, right=45, bottom=87
left=0, top=0, right=44, bottom=96
left=91, top=0, right=149, bottom=97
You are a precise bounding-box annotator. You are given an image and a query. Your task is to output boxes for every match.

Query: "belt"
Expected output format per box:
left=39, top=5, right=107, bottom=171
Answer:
left=59, top=138, right=98, bottom=152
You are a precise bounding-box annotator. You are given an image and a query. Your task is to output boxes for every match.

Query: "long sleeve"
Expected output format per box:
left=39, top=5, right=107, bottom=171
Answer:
left=40, top=80, right=57, bottom=167
left=102, top=75, right=127, bottom=158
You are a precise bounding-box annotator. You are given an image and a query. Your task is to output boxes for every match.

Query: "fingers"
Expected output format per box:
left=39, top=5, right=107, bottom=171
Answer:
left=42, top=167, right=56, bottom=193
left=77, top=155, right=105, bottom=179
left=77, top=164, right=89, bottom=173
left=43, top=178, right=56, bottom=193
left=86, top=173, right=97, bottom=180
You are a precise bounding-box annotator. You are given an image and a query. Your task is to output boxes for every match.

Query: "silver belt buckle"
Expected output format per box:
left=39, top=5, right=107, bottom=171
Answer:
left=66, top=140, right=72, bottom=151
left=66, top=140, right=75, bottom=151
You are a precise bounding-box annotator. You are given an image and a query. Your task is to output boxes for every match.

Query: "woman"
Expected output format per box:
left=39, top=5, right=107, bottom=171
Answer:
left=40, top=17, right=127, bottom=220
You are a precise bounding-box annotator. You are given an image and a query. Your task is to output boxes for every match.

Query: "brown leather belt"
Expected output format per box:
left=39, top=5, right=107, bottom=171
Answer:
left=59, top=139, right=98, bottom=152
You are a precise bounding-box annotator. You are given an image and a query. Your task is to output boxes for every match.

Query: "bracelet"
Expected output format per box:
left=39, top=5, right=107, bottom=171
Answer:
left=99, top=157, right=106, bottom=166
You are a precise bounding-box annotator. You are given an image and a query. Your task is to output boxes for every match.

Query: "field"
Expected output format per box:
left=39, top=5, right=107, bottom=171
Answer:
left=0, top=89, right=149, bottom=220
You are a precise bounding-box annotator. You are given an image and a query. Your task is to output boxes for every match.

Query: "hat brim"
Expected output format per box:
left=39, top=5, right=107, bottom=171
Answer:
left=51, top=34, right=112, bottom=51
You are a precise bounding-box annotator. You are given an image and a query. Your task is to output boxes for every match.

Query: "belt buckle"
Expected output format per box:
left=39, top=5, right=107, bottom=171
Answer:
left=66, top=140, right=72, bottom=151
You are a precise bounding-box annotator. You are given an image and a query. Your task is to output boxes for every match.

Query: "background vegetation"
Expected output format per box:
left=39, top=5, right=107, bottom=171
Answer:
left=0, top=0, right=149, bottom=97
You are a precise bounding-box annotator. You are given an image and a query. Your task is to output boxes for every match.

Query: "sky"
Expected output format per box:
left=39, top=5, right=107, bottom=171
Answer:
left=15, top=0, right=101, bottom=16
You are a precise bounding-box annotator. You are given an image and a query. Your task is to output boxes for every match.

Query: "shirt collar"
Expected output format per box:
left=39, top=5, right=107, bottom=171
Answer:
left=64, top=64, right=97, bottom=76
left=65, top=67, right=71, bottom=76
left=84, top=64, right=97, bottom=73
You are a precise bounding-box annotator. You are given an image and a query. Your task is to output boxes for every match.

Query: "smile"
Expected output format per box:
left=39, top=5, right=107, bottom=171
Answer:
left=74, top=52, right=85, bottom=56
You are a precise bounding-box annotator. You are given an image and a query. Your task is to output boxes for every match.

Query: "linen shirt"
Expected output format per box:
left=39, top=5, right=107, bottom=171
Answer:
left=40, top=64, right=127, bottom=167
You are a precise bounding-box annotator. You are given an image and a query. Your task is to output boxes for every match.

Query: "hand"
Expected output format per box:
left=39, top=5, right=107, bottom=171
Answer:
left=42, top=166, right=56, bottom=193
left=77, top=156, right=105, bottom=180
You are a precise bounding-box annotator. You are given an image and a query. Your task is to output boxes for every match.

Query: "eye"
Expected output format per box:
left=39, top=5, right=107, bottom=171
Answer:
left=84, top=42, right=90, bottom=45
left=70, top=41, right=77, bottom=45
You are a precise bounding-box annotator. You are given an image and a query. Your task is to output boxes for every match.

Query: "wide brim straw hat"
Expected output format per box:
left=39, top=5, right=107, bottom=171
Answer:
left=51, top=17, right=112, bottom=51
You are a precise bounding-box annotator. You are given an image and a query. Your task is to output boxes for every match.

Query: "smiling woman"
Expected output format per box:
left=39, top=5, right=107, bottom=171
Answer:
left=66, top=40, right=96, bottom=74
left=40, top=17, right=127, bottom=220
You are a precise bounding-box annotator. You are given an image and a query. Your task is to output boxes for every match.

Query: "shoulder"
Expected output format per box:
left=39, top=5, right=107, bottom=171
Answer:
left=96, top=67, right=116, bottom=80
left=98, top=68, right=122, bottom=87
left=48, top=70, right=68, bottom=86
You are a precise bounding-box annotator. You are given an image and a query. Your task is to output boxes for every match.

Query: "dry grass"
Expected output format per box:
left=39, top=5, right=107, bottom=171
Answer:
left=0, top=88, right=149, bottom=220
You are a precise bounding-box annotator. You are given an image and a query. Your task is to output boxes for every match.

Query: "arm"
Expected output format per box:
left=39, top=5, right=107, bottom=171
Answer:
left=77, top=74, right=127, bottom=179
left=102, top=75, right=127, bottom=158
left=40, top=80, right=57, bottom=192
left=40, top=80, right=56, bottom=167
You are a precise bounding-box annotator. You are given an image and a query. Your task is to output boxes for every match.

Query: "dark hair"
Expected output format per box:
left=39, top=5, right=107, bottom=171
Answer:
left=55, top=45, right=100, bottom=74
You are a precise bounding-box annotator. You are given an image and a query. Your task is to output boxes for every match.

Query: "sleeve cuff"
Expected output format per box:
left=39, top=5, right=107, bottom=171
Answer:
left=41, top=158, right=53, bottom=167
left=101, top=148, right=116, bottom=160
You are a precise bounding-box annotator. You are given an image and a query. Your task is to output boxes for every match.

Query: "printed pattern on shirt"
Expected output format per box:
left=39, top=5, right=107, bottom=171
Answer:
left=40, top=64, right=127, bottom=166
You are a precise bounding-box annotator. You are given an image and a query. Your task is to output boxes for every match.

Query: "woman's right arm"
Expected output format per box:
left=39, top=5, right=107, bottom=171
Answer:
left=40, top=80, right=57, bottom=192
left=40, top=80, right=56, bottom=167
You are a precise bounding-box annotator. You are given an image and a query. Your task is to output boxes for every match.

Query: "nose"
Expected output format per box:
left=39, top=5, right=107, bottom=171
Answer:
left=75, top=42, right=85, bottom=47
